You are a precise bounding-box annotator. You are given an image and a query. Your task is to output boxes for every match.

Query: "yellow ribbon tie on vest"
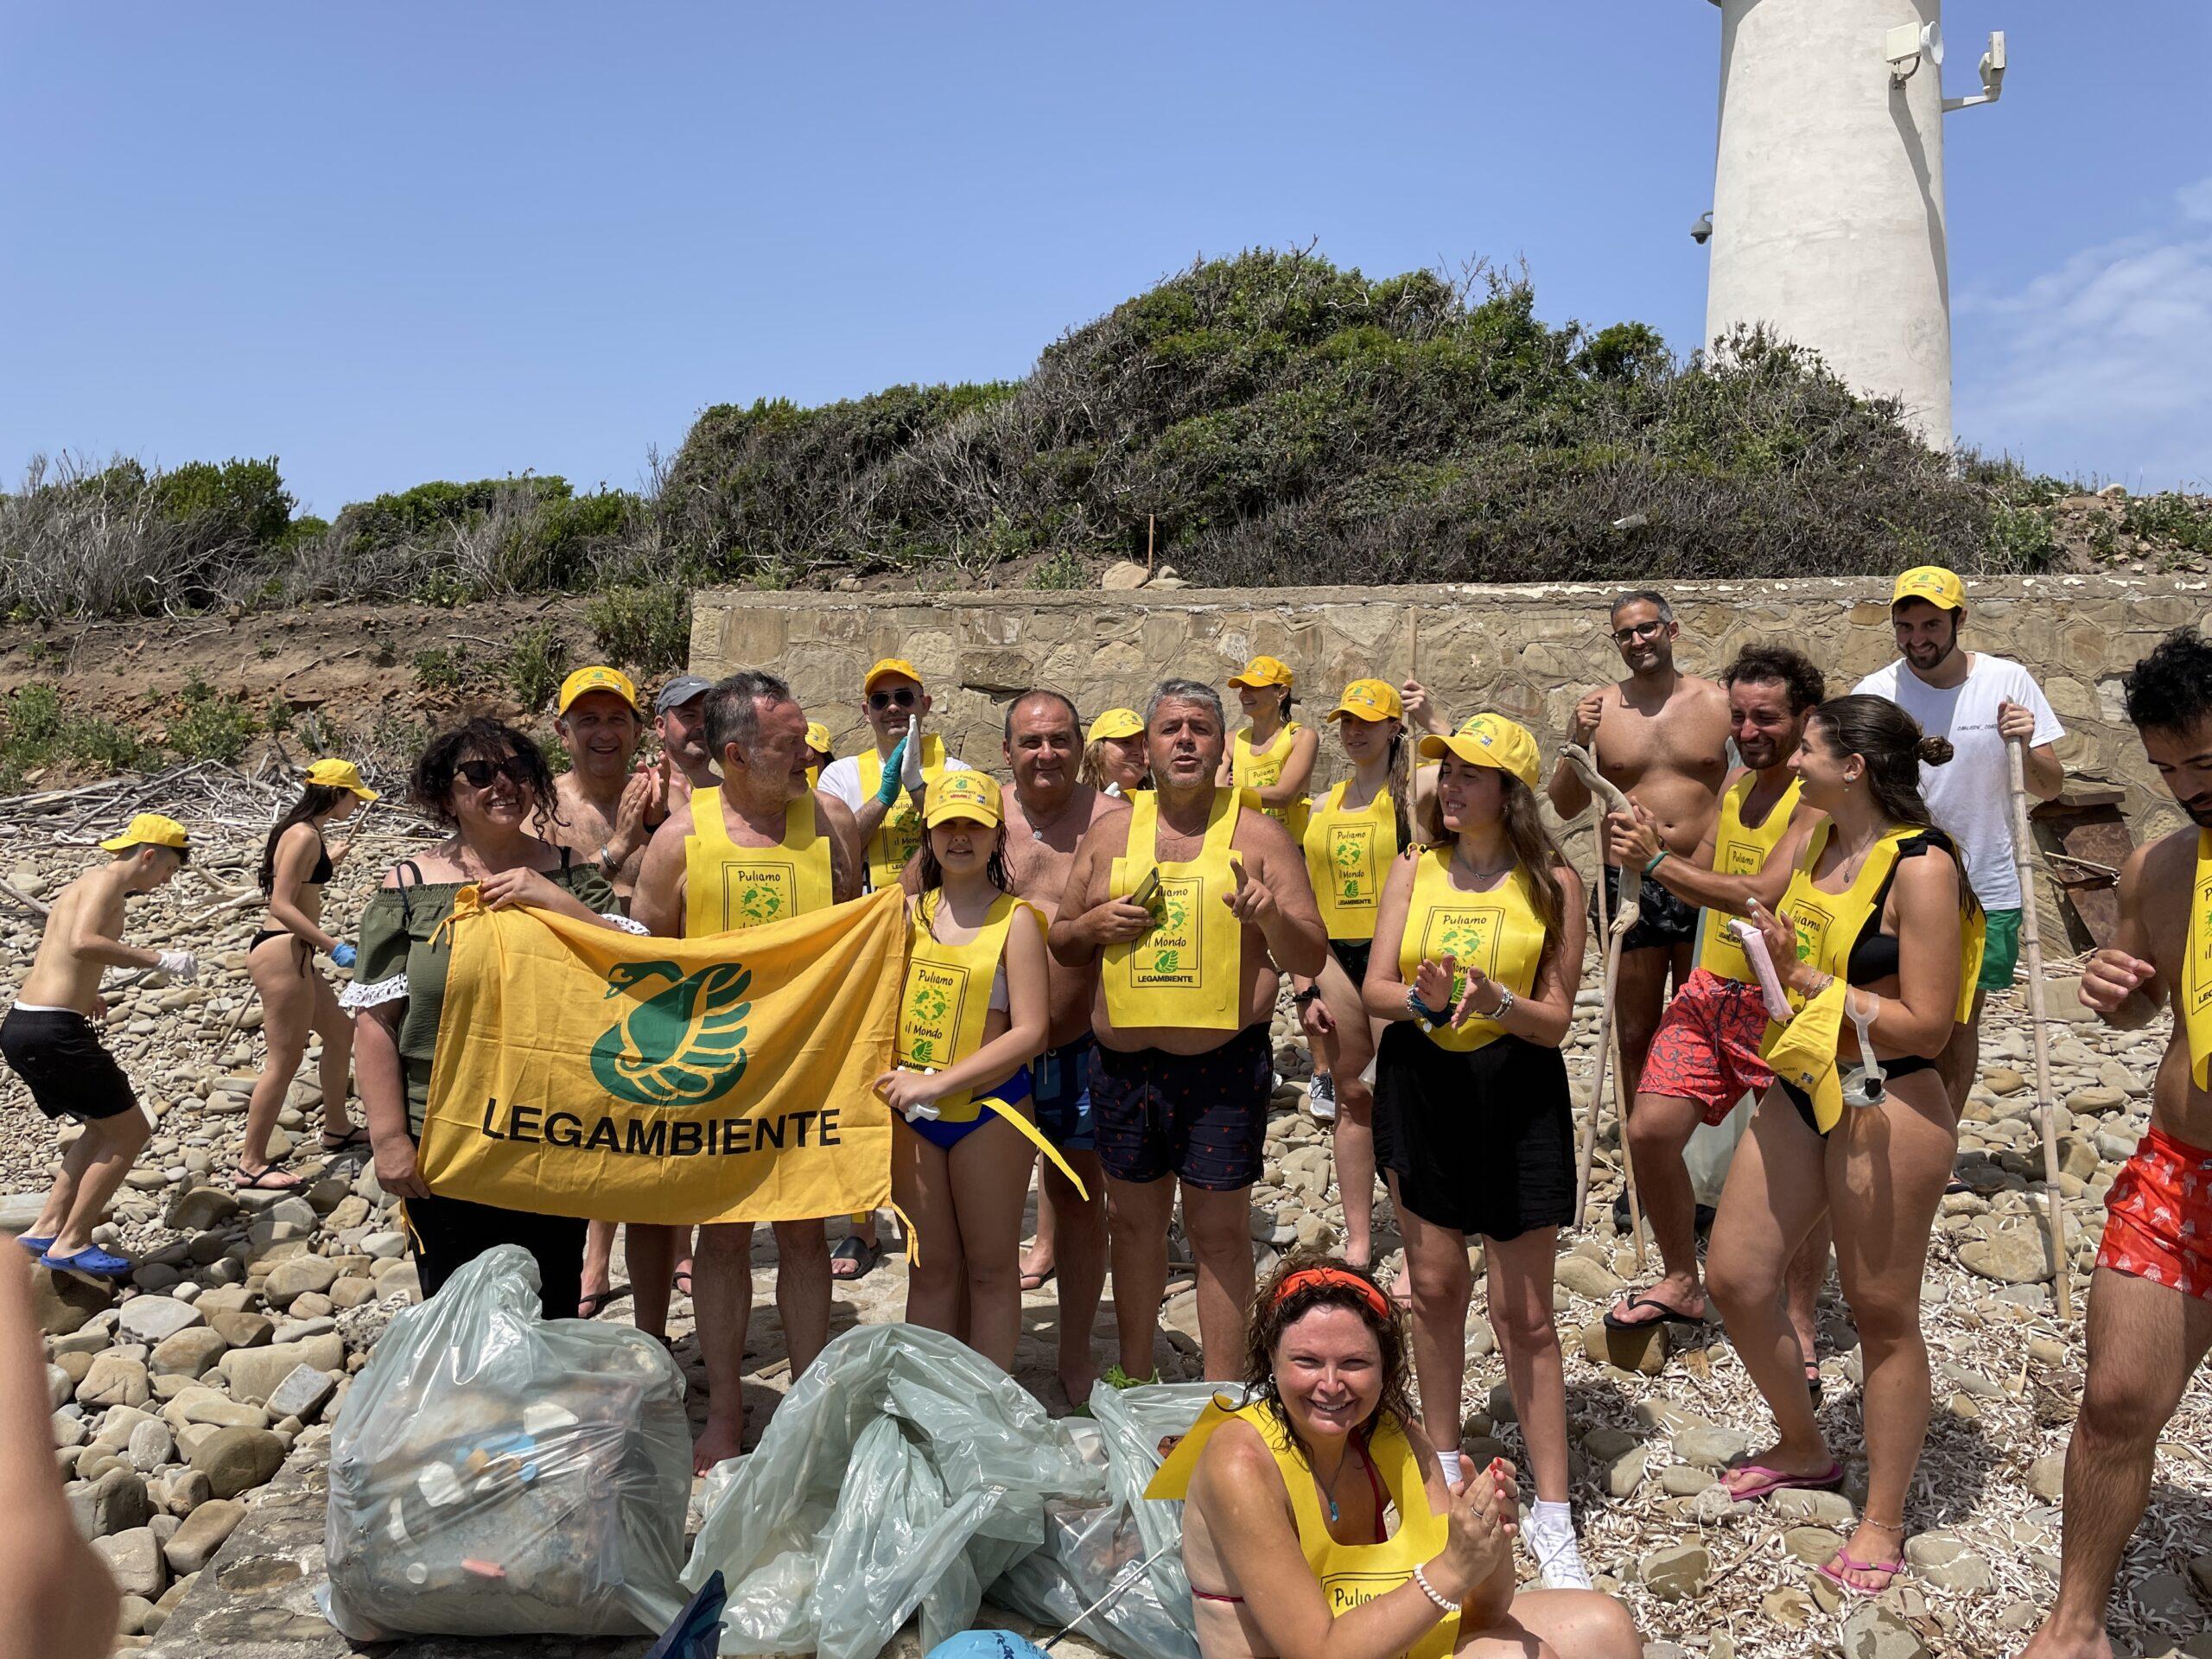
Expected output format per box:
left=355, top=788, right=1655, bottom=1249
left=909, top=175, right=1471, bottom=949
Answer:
left=417, top=886, right=905, bottom=1226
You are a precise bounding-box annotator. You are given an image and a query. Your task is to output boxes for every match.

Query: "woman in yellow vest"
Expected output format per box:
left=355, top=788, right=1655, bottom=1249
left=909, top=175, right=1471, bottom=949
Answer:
left=1225, top=656, right=1317, bottom=841
left=1707, top=696, right=1982, bottom=1600
left=877, top=772, right=1052, bottom=1374
left=1290, top=680, right=1413, bottom=1273
left=1079, top=706, right=1150, bottom=798
left=1363, top=715, right=1592, bottom=1591
left=1173, top=1252, right=1640, bottom=1659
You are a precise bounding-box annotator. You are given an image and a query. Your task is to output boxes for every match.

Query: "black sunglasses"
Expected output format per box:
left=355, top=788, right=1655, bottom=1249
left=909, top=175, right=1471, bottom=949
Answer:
left=1611, top=620, right=1667, bottom=645
left=868, top=689, right=918, bottom=712
left=454, top=755, right=531, bottom=789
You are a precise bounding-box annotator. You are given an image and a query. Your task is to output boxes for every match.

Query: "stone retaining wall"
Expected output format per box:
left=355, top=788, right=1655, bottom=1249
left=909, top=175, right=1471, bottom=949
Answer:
left=692, top=575, right=2212, bottom=923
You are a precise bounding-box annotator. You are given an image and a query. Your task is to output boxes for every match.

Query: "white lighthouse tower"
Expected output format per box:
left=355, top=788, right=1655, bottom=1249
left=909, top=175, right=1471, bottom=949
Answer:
left=1699, top=0, right=2005, bottom=449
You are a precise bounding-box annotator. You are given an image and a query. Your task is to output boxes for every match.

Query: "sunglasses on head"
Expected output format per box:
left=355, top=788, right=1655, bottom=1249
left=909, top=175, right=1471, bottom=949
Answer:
left=454, top=754, right=531, bottom=789
left=868, top=689, right=918, bottom=712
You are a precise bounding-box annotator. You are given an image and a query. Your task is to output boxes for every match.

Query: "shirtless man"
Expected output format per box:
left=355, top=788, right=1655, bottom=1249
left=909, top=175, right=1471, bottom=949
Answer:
left=0, top=814, right=196, bottom=1278
left=549, top=665, right=664, bottom=906
left=999, top=689, right=1119, bottom=1404
left=1600, top=645, right=1832, bottom=1384
left=1548, top=591, right=1732, bottom=1116
left=633, top=671, right=864, bottom=1469
left=1052, top=680, right=1327, bottom=1382
left=2021, top=627, right=2212, bottom=1659
left=652, top=673, right=720, bottom=805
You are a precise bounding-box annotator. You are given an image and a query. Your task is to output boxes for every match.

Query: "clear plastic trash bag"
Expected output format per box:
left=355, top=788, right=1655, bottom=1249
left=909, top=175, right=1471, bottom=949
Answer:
left=987, top=1380, right=1219, bottom=1659
left=683, top=1322, right=1101, bottom=1659
left=322, top=1243, right=692, bottom=1640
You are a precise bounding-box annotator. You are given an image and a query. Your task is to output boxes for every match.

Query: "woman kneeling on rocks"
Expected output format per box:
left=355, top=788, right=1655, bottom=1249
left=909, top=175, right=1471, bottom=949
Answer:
left=1171, top=1253, right=1638, bottom=1659
left=1707, top=695, right=1982, bottom=1599
left=342, top=720, right=642, bottom=1318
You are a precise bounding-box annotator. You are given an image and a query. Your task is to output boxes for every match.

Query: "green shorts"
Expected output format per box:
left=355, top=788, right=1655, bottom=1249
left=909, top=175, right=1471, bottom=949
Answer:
left=1977, top=907, right=2022, bottom=993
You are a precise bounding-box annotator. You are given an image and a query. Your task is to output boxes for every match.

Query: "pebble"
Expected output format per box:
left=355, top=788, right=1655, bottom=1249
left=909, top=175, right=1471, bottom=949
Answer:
left=116, top=1294, right=204, bottom=1344
left=1638, top=1542, right=1710, bottom=1601
left=188, top=1426, right=285, bottom=1500
left=161, top=1498, right=243, bottom=1574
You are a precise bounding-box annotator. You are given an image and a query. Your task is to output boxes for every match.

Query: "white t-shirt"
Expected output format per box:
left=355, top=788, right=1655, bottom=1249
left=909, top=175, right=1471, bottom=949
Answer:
left=1851, top=654, right=2063, bottom=911
left=817, top=747, right=974, bottom=812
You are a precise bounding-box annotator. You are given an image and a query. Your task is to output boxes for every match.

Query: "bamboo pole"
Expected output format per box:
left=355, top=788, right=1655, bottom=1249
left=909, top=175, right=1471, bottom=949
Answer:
left=1562, top=742, right=1645, bottom=1267
left=2009, top=739, right=2075, bottom=1319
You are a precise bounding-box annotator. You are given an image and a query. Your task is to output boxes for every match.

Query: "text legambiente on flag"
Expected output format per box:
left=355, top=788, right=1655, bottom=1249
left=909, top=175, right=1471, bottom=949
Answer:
left=418, top=887, right=904, bottom=1225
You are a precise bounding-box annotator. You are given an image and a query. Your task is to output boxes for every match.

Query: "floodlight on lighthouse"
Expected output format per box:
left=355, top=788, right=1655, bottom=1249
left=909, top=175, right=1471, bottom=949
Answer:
left=1945, top=31, right=2007, bottom=111
left=1885, top=21, right=1943, bottom=84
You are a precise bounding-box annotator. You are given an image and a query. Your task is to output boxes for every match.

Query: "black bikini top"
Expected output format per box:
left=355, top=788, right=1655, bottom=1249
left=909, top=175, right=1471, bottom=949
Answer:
left=1843, top=833, right=1955, bottom=986
left=307, top=834, right=334, bottom=887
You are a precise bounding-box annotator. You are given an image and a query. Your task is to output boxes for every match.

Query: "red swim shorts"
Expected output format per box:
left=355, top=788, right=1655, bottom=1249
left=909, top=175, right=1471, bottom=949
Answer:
left=2096, top=1125, right=2212, bottom=1301
left=1638, top=967, right=1774, bottom=1128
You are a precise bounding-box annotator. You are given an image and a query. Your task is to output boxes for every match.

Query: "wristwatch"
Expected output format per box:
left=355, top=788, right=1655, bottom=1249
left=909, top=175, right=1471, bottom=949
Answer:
left=1484, top=986, right=1516, bottom=1023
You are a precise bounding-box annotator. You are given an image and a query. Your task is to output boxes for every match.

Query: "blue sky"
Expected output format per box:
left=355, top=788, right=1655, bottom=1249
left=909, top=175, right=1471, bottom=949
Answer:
left=4, top=2, right=2206, bottom=516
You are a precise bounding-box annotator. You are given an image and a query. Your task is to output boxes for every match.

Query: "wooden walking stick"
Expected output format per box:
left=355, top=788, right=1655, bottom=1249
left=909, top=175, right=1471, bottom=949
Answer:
left=1560, top=742, right=1646, bottom=1268
left=2009, top=738, right=2075, bottom=1320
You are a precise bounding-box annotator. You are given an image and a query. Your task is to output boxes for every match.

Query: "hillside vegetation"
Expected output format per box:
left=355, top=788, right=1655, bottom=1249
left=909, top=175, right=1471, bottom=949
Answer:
left=4, top=251, right=2206, bottom=619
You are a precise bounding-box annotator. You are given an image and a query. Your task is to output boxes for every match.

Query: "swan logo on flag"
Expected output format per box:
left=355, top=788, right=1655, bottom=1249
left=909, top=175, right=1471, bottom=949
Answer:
left=588, top=961, right=753, bottom=1106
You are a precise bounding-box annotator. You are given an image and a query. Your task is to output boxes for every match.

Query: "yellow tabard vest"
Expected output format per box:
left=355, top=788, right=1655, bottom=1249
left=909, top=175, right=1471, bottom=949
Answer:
left=1304, top=782, right=1398, bottom=943
left=856, top=734, right=950, bottom=892
left=1695, top=773, right=1803, bottom=983
left=898, top=891, right=1040, bottom=1122
left=2188, top=831, right=2212, bottom=1089
left=1397, top=849, right=1547, bottom=1053
left=1144, top=1398, right=1458, bottom=1659
left=1103, top=788, right=1243, bottom=1032
left=1233, top=722, right=1310, bottom=841
left=683, top=788, right=834, bottom=937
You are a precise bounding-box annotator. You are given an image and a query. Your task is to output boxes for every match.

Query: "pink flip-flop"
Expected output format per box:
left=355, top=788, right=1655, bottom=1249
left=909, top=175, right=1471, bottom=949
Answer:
left=1815, top=1551, right=1906, bottom=1597
left=1722, top=1460, right=1844, bottom=1503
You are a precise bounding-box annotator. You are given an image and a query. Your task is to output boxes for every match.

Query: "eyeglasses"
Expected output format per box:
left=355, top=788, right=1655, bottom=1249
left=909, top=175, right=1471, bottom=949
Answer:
left=1611, top=620, right=1667, bottom=645
left=868, top=689, right=918, bottom=712
left=454, top=755, right=531, bottom=790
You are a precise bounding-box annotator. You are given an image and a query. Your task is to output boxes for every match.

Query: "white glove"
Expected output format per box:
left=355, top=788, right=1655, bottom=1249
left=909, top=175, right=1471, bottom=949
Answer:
left=900, top=711, right=926, bottom=792
left=903, top=1098, right=943, bottom=1122
left=156, top=950, right=199, bottom=982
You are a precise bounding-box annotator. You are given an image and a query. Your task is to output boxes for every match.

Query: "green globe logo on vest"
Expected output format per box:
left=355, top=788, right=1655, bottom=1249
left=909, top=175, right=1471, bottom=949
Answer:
left=591, top=960, right=753, bottom=1106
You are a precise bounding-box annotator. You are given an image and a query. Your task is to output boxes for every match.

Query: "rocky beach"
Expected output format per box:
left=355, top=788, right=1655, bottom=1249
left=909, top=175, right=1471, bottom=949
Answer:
left=3, top=813, right=2207, bottom=1659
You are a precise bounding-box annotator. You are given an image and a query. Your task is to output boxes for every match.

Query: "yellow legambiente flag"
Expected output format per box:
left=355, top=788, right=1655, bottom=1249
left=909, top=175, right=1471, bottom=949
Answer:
left=417, top=887, right=906, bottom=1226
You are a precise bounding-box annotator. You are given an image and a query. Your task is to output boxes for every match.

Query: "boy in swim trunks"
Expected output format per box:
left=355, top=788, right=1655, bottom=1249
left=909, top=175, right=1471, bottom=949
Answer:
left=1, top=814, right=196, bottom=1278
left=2021, top=627, right=2212, bottom=1659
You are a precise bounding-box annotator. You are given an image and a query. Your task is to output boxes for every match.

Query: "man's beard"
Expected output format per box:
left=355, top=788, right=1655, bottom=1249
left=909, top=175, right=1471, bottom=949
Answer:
left=2182, top=794, right=2212, bottom=829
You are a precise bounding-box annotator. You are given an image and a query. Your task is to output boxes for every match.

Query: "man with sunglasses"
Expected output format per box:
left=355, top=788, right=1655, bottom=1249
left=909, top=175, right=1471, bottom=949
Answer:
left=816, top=658, right=972, bottom=893
left=1548, top=591, right=1732, bottom=1120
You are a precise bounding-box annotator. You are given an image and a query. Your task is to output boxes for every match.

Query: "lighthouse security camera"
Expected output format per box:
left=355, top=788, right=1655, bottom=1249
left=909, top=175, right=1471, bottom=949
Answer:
left=1690, top=212, right=1713, bottom=245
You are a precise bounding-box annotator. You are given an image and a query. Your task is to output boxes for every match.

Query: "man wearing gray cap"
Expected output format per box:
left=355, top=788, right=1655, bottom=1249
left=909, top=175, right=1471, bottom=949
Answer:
left=652, top=673, right=721, bottom=806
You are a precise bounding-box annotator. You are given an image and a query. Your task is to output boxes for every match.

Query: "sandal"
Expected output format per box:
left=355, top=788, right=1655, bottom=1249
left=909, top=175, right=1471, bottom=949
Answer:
left=830, top=1234, right=884, bottom=1282
left=1605, top=1291, right=1711, bottom=1332
left=577, top=1285, right=628, bottom=1319
left=1815, top=1525, right=1907, bottom=1598
left=1805, top=1358, right=1825, bottom=1408
left=1020, top=1263, right=1057, bottom=1292
left=235, top=1165, right=308, bottom=1192
left=1722, top=1460, right=1845, bottom=1503
left=672, top=1266, right=694, bottom=1299
left=320, top=1125, right=372, bottom=1152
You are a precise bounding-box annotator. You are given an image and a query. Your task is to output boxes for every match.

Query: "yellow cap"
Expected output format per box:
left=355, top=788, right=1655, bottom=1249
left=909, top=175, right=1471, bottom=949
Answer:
left=100, top=812, right=189, bottom=854
left=1762, top=977, right=1849, bottom=1135
left=864, top=658, right=924, bottom=693
left=1418, top=714, right=1541, bottom=791
left=304, top=758, right=378, bottom=802
left=1228, top=655, right=1294, bottom=690
left=922, top=771, right=1003, bottom=830
left=1891, top=566, right=1965, bottom=612
left=1328, top=679, right=1404, bottom=723
left=556, top=664, right=640, bottom=714
left=804, top=721, right=833, bottom=755
left=1087, top=707, right=1144, bottom=742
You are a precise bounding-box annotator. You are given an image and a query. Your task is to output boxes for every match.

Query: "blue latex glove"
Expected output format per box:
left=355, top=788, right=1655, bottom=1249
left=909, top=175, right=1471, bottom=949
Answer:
left=874, top=731, right=911, bottom=806
left=330, top=942, right=358, bottom=969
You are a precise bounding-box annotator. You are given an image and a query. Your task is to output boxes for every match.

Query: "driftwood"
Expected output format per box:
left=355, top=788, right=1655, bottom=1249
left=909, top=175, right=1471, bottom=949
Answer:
left=1559, top=742, right=1644, bottom=1264
left=2009, top=740, right=2075, bottom=1320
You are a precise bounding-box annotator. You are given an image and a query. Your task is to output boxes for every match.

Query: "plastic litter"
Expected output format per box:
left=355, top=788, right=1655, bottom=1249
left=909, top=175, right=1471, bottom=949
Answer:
left=926, top=1634, right=1052, bottom=1659
left=323, top=1243, right=692, bottom=1640
left=683, top=1322, right=1101, bottom=1659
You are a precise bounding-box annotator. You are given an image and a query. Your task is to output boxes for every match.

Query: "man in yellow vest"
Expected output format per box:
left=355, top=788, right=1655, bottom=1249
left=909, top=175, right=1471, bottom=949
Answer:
left=2023, top=627, right=2212, bottom=1657
left=1599, top=645, right=1831, bottom=1370
left=816, top=658, right=972, bottom=893
left=632, top=669, right=863, bottom=1472
left=1051, top=678, right=1327, bottom=1385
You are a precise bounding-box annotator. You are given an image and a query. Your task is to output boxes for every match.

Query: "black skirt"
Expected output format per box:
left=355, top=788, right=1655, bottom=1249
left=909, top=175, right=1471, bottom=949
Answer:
left=1372, top=1025, right=1574, bottom=1242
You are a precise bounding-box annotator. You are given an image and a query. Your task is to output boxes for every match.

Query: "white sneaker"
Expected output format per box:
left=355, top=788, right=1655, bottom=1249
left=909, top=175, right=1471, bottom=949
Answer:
left=1523, top=1513, right=1592, bottom=1590
left=1308, top=1072, right=1338, bottom=1122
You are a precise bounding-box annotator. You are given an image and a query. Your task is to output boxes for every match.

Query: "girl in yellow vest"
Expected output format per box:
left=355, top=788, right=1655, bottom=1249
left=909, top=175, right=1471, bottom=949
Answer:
left=1172, top=1253, right=1641, bottom=1659
left=1080, top=706, right=1150, bottom=798
left=1364, top=715, right=1592, bottom=1590
left=876, top=772, right=1052, bottom=1374
left=1225, top=656, right=1318, bottom=841
left=1710, top=696, right=1982, bottom=1600
left=1290, top=680, right=1413, bottom=1274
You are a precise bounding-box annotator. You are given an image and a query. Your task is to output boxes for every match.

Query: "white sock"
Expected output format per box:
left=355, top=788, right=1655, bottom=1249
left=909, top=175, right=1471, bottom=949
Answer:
left=1434, top=1449, right=1465, bottom=1491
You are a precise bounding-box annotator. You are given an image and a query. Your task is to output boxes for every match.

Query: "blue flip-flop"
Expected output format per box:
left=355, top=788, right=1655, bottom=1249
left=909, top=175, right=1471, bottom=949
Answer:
left=38, top=1245, right=133, bottom=1279
left=14, top=1235, right=54, bottom=1255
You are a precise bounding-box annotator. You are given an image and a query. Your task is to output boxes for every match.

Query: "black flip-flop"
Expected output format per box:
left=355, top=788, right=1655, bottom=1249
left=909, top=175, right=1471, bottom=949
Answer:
left=577, top=1284, right=629, bottom=1319
left=1604, top=1294, right=1712, bottom=1332
left=320, top=1126, right=372, bottom=1152
left=234, top=1165, right=308, bottom=1193
left=830, top=1234, right=884, bottom=1282
left=1805, top=1358, right=1825, bottom=1408
left=672, top=1266, right=694, bottom=1299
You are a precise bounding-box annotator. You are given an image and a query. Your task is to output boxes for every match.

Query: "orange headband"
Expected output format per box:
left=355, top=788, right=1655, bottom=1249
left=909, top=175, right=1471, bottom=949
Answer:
left=1272, top=1267, right=1391, bottom=1322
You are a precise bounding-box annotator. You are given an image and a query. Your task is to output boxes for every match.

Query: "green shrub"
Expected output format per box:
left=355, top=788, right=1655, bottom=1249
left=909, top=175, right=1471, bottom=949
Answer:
left=1027, top=550, right=1087, bottom=590
left=586, top=582, right=691, bottom=674
left=2123, top=493, right=2212, bottom=555
left=413, top=646, right=463, bottom=690
left=151, top=457, right=295, bottom=546
left=167, top=677, right=258, bottom=762
left=502, top=624, right=569, bottom=711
